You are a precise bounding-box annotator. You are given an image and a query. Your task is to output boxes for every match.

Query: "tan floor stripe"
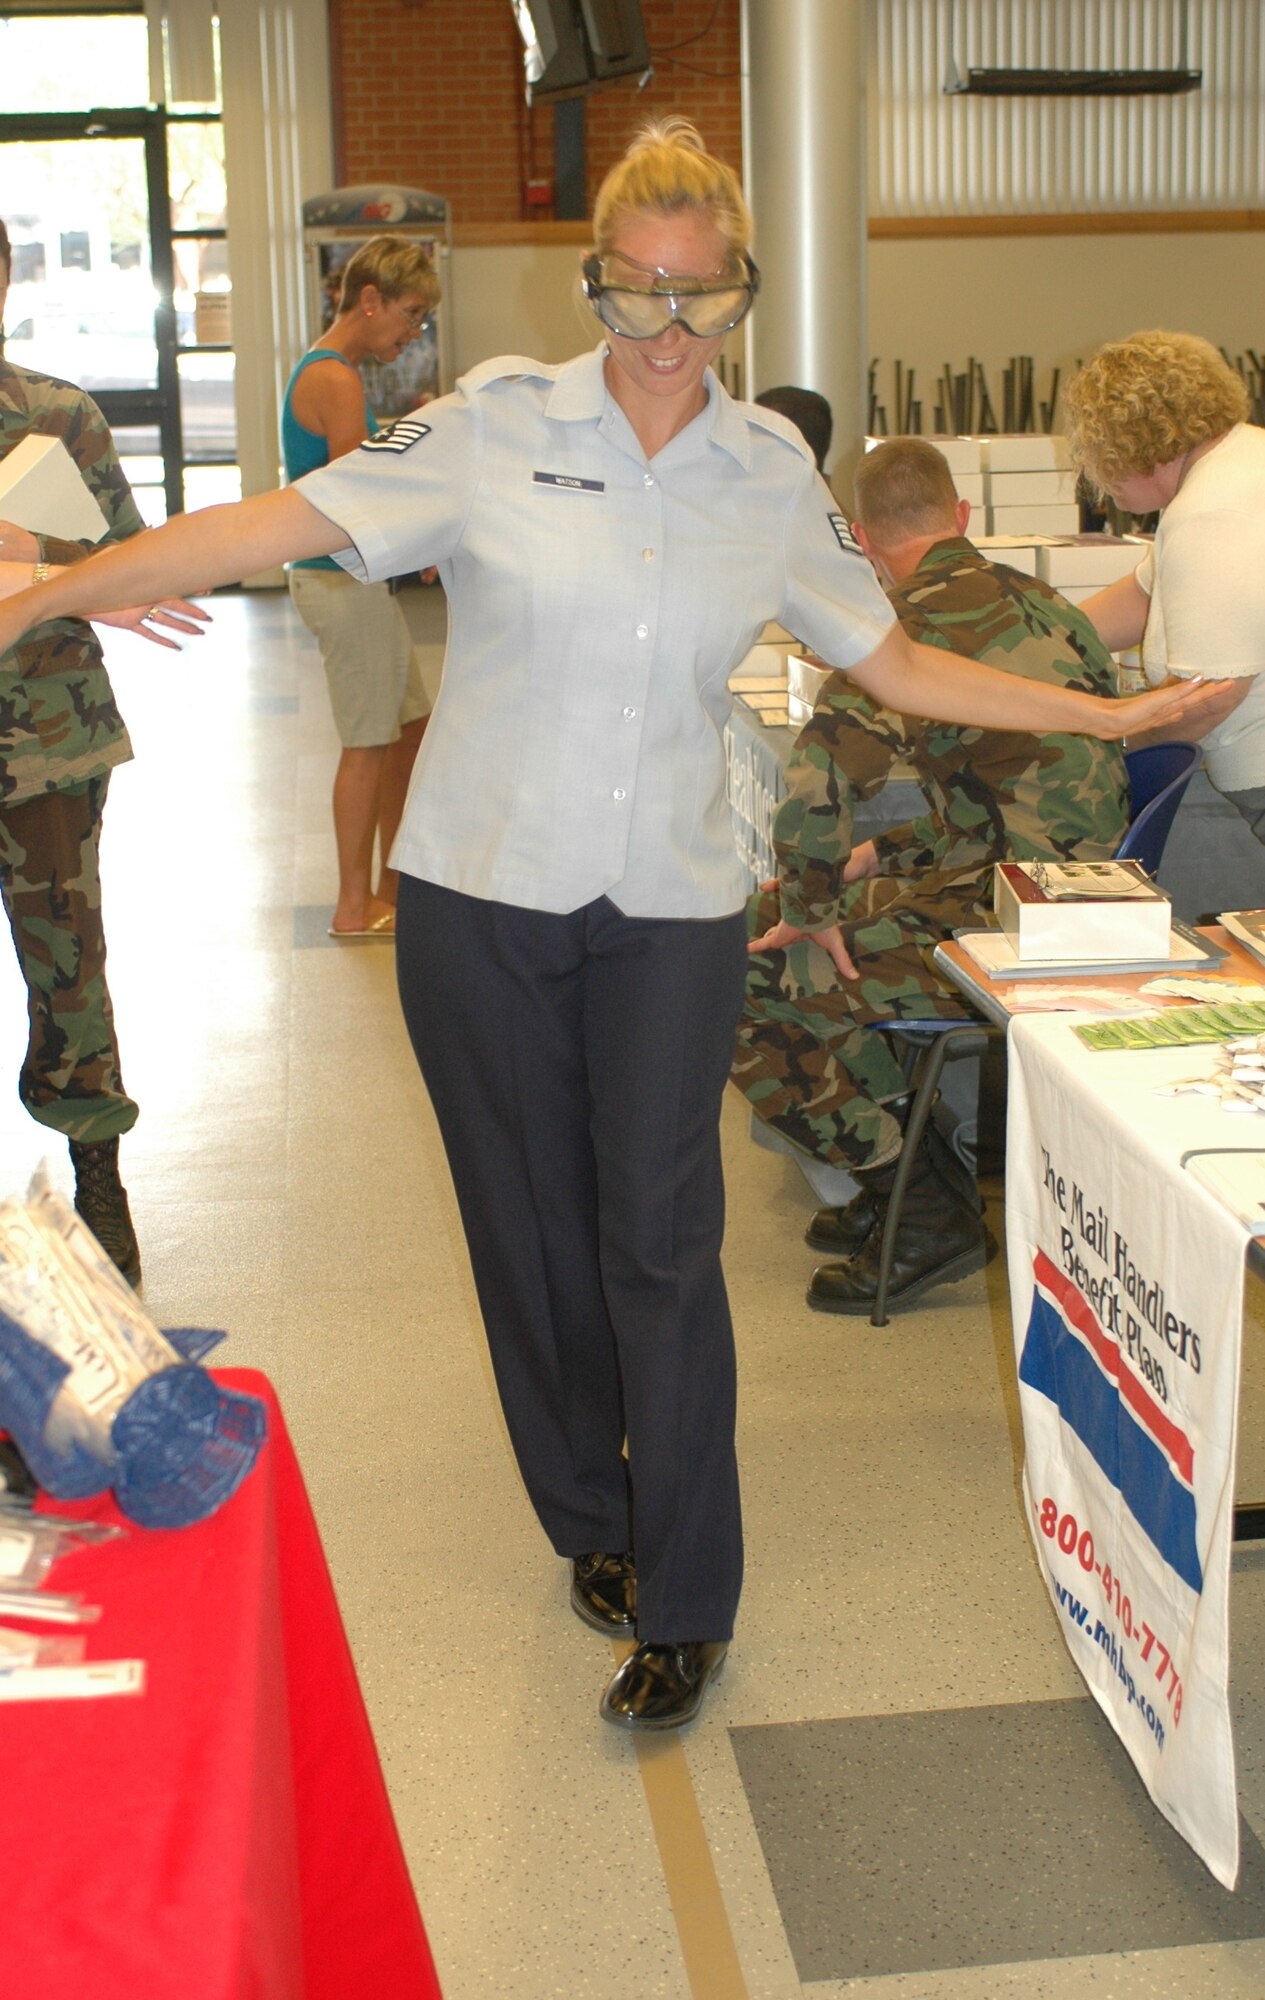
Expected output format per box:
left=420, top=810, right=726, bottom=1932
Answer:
left=615, top=1643, right=750, bottom=2000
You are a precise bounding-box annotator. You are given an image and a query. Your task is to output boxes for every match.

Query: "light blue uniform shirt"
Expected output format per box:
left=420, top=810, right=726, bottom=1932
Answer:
left=296, top=345, right=896, bottom=919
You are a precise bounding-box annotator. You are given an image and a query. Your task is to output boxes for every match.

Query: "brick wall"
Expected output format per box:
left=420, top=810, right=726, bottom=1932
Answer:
left=330, top=0, right=743, bottom=227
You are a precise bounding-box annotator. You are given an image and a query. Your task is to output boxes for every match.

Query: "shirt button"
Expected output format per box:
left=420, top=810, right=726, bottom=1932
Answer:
left=643, top=473, right=655, bottom=488
left=636, top=623, right=648, bottom=639
left=642, top=548, right=654, bottom=561
left=613, top=788, right=627, bottom=801
left=622, top=705, right=637, bottom=719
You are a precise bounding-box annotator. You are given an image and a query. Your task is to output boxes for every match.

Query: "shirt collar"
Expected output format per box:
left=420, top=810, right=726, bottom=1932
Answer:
left=544, top=344, right=752, bottom=470
left=914, top=536, right=981, bottom=573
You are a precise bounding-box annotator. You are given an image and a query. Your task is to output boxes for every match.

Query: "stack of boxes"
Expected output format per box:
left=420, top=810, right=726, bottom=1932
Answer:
left=983, top=434, right=1079, bottom=537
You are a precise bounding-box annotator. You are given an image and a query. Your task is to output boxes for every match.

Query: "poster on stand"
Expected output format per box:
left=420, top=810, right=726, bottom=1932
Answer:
left=1005, top=1012, right=1246, bottom=1888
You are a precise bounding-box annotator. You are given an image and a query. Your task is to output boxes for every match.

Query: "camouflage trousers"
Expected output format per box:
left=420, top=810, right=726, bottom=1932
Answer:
left=731, top=874, right=986, bottom=1173
left=0, top=775, right=137, bottom=1144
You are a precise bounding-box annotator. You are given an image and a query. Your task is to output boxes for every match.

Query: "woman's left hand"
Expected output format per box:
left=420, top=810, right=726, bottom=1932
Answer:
left=90, top=598, right=212, bottom=650
left=1099, top=675, right=1238, bottom=740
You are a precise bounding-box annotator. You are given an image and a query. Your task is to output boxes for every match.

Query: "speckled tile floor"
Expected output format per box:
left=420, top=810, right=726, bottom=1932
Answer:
left=4, top=588, right=1265, bottom=1999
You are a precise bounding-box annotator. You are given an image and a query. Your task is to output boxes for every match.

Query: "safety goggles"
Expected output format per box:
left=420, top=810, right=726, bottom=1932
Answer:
left=581, top=250, right=760, bottom=341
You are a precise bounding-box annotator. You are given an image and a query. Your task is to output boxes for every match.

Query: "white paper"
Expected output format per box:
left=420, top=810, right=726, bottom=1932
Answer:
left=0, top=434, right=108, bottom=544
left=0, top=1658, right=144, bottom=1700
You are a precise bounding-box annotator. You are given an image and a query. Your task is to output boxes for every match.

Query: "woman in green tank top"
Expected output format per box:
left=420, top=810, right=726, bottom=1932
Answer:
left=282, top=235, right=440, bottom=936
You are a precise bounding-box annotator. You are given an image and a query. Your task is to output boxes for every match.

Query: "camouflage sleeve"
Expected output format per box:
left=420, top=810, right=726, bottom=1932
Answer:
left=38, top=385, right=146, bottom=560
left=774, top=681, right=907, bottom=930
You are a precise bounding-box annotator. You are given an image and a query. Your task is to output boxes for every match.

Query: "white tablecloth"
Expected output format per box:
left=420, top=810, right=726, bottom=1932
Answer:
left=1006, top=1013, right=1251, bottom=1887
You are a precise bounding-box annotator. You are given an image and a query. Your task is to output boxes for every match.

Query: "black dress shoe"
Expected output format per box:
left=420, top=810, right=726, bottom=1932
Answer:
left=600, top=1640, right=728, bottom=1730
left=571, top=1551, right=636, bottom=1633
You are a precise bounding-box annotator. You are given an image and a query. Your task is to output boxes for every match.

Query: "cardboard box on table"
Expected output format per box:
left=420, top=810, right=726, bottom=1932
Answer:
left=994, top=860, right=1172, bottom=962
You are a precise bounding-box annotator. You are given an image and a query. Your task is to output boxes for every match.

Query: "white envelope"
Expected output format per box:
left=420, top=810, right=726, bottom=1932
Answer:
left=0, top=434, right=108, bottom=544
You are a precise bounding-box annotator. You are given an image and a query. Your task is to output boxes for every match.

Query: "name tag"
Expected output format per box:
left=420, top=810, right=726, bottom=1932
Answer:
left=361, top=419, right=432, bottom=455
left=533, top=471, right=605, bottom=494
left=828, top=512, right=862, bottom=556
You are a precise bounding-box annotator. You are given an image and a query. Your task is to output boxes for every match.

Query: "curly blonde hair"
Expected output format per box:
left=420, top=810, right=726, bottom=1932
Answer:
left=592, top=119, right=751, bottom=257
left=1064, top=330, right=1248, bottom=492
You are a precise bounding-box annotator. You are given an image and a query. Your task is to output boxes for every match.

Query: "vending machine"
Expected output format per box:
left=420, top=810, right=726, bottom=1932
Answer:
left=301, top=185, right=452, bottom=424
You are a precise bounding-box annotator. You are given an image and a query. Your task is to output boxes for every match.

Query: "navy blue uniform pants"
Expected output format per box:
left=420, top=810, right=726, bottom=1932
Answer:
left=396, top=877, right=748, bottom=1643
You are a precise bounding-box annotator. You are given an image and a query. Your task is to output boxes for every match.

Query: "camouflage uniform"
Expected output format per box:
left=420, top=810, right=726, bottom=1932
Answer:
left=732, top=538, right=1129, bottom=1171
left=0, top=361, right=141, bottom=1142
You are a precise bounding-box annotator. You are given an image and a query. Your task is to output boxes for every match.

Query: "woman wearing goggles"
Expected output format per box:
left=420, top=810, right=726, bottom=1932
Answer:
left=0, top=119, right=1223, bottom=1751
left=581, top=248, right=759, bottom=341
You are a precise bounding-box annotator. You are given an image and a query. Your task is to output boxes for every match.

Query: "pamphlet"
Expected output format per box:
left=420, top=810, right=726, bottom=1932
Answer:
left=0, top=435, right=108, bottom=544
left=1074, top=999, right=1265, bottom=1051
left=1220, top=910, right=1265, bottom=968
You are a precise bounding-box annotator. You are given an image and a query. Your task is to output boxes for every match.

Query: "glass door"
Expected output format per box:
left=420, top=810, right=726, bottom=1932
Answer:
left=0, top=11, right=236, bottom=522
left=2, top=111, right=180, bottom=521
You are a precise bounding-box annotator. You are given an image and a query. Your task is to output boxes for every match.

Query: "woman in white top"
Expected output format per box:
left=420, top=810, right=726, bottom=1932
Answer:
left=0, top=125, right=1220, bottom=1734
left=1065, top=331, right=1265, bottom=840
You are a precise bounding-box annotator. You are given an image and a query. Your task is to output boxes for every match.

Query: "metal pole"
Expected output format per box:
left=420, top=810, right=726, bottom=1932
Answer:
left=740, top=0, right=868, bottom=492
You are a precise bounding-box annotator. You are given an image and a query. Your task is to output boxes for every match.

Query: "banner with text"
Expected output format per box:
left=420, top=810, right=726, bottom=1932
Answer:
left=1005, top=1013, right=1247, bottom=1887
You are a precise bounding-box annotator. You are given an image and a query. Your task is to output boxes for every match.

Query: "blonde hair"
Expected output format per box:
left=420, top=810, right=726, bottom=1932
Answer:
left=853, top=439, right=961, bottom=540
left=592, top=119, right=751, bottom=257
left=338, top=235, right=441, bottom=315
left=1064, top=330, right=1248, bottom=492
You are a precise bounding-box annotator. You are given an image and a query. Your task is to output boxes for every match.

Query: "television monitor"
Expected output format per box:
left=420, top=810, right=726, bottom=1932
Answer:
left=512, top=0, right=650, bottom=104
left=579, top=0, right=650, bottom=85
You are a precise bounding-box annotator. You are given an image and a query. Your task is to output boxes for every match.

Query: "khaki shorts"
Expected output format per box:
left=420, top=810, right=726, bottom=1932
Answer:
left=288, top=566, right=430, bottom=747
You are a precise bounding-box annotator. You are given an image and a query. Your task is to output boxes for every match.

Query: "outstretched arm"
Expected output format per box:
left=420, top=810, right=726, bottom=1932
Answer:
left=847, top=619, right=1227, bottom=741
left=0, top=488, right=346, bottom=659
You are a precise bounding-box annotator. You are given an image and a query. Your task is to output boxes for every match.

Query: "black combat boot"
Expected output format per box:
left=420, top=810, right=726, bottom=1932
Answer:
left=69, top=1136, right=142, bottom=1288
left=805, top=1168, right=891, bottom=1255
left=804, top=1103, right=979, bottom=1256
left=807, top=1132, right=987, bottom=1315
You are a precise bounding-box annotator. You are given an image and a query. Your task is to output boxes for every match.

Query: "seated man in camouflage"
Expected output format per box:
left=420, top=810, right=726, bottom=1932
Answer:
left=732, top=437, right=1129, bottom=1314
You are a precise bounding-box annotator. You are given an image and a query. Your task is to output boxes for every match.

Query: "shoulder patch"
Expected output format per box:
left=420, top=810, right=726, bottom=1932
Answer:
left=361, top=417, right=432, bottom=455
left=828, top=513, right=862, bottom=557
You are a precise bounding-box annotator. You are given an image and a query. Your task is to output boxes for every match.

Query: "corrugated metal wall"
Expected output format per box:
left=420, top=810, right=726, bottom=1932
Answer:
left=871, top=0, right=1265, bottom=215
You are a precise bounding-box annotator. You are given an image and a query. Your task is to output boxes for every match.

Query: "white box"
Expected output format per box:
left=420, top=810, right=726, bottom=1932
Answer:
left=786, top=693, right=814, bottom=727
left=953, top=471, right=985, bottom=506
left=969, top=534, right=1046, bottom=576
left=786, top=655, right=833, bottom=710
left=988, top=469, right=1076, bottom=506
left=865, top=434, right=983, bottom=475
left=981, top=434, right=1072, bottom=473
left=994, top=860, right=1171, bottom=962
left=1037, top=535, right=1144, bottom=588
left=988, top=502, right=1081, bottom=535
left=0, top=434, right=108, bottom=544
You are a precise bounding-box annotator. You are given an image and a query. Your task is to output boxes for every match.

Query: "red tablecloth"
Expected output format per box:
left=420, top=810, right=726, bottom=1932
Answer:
left=5, top=1368, right=442, bottom=2000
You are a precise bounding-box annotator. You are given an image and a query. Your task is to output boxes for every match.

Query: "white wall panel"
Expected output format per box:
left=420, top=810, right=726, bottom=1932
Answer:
left=871, top=0, right=1265, bottom=214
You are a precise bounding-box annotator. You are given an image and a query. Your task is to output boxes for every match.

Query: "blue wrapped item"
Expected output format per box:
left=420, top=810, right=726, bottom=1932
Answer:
left=0, top=1306, right=112, bottom=1499
left=112, top=1363, right=267, bottom=1528
left=0, top=1179, right=266, bottom=1528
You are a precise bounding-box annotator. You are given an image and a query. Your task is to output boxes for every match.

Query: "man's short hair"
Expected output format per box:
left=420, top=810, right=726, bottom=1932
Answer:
left=852, top=438, right=961, bottom=540
left=754, top=385, right=833, bottom=471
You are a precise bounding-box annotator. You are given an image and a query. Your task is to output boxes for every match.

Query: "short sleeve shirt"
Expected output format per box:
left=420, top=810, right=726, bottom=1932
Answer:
left=0, top=362, right=140, bottom=802
left=1135, top=423, right=1265, bottom=791
left=295, top=346, right=896, bottom=918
